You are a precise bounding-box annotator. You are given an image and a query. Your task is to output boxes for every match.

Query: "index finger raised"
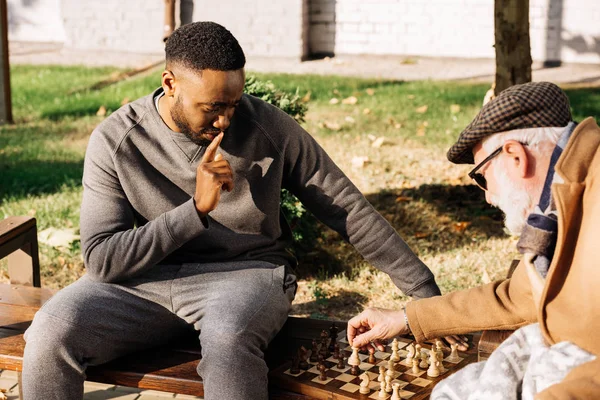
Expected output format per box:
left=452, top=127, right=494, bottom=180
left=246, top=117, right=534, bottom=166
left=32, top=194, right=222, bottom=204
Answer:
left=200, top=132, right=224, bottom=163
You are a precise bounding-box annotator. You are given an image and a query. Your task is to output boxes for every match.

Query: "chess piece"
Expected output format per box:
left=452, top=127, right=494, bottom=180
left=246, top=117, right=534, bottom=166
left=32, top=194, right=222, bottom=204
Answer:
left=368, top=350, right=376, bottom=364
left=337, top=353, right=345, bottom=369
left=359, top=372, right=371, bottom=394
left=310, top=339, right=318, bottom=362
left=419, top=348, right=429, bottom=369
left=434, top=342, right=447, bottom=373
left=427, top=349, right=440, bottom=377
left=348, top=346, right=361, bottom=376
left=391, top=338, right=400, bottom=361
left=406, top=342, right=415, bottom=364
left=298, top=346, right=309, bottom=370
left=378, top=379, right=387, bottom=399
left=386, top=359, right=395, bottom=377
left=329, top=323, right=339, bottom=352
left=318, top=362, right=328, bottom=381
left=391, top=383, right=401, bottom=400
left=385, top=374, right=393, bottom=393
left=378, top=366, right=385, bottom=382
left=333, top=343, right=340, bottom=360
left=290, top=355, right=300, bottom=374
left=411, top=358, right=420, bottom=374
left=448, top=343, right=460, bottom=362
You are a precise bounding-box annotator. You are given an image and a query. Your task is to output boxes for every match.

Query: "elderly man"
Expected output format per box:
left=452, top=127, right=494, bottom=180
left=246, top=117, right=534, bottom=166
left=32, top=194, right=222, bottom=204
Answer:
left=348, top=82, right=599, bottom=399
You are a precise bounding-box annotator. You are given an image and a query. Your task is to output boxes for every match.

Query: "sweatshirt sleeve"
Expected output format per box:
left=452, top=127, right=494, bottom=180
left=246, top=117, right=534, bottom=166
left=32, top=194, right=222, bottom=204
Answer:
left=535, top=359, right=600, bottom=400
left=405, top=259, right=537, bottom=341
left=80, top=129, right=207, bottom=283
left=282, top=123, right=440, bottom=299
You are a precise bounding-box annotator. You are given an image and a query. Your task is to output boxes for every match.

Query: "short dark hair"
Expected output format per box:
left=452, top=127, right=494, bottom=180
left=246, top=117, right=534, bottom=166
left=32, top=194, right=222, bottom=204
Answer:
left=165, top=21, right=246, bottom=71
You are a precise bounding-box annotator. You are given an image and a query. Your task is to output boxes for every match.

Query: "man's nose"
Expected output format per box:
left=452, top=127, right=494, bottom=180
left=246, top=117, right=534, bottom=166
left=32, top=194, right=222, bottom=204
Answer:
left=213, top=114, right=231, bottom=132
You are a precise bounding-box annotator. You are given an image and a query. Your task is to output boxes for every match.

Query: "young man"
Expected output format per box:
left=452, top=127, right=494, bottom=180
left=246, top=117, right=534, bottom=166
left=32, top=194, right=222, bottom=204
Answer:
left=22, top=22, right=441, bottom=400
left=348, top=82, right=600, bottom=399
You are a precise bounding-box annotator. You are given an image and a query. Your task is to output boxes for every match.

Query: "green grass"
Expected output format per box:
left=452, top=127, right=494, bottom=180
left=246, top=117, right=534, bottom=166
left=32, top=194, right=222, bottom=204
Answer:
left=2, top=65, right=599, bottom=298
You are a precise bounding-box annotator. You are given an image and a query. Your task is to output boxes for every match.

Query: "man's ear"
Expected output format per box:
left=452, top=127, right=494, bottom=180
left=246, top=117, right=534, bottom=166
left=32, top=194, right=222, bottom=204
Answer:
left=162, top=70, right=176, bottom=97
left=502, top=140, right=529, bottom=178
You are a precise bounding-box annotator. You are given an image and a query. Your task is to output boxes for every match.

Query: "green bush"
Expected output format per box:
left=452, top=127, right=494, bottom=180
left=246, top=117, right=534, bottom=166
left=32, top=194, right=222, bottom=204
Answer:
left=244, top=76, right=319, bottom=256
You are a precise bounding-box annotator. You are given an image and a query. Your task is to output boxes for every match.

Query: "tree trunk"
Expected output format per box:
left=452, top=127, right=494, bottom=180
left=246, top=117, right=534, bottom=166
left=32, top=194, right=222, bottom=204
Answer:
left=0, top=0, right=12, bottom=124
left=494, top=0, right=532, bottom=96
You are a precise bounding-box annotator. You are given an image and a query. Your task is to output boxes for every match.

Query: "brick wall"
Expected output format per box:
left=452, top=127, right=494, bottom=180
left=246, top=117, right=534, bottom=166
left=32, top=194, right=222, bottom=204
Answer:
left=309, top=0, right=600, bottom=64
left=7, top=0, right=600, bottom=64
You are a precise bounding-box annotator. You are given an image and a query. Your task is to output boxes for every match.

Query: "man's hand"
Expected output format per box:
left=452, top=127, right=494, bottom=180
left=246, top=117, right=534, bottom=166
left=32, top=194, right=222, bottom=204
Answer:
left=194, top=133, right=234, bottom=217
left=347, top=308, right=409, bottom=353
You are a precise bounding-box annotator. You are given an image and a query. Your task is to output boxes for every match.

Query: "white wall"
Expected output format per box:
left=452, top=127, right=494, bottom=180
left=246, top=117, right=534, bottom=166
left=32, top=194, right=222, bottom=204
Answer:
left=7, top=0, right=600, bottom=64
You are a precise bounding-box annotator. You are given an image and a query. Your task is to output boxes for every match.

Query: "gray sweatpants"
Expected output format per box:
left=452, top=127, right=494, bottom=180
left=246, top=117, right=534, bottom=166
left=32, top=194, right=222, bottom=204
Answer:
left=22, top=261, right=296, bottom=400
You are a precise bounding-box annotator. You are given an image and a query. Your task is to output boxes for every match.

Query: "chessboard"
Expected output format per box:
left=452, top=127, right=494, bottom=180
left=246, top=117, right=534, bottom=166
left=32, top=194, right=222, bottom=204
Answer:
left=269, top=326, right=478, bottom=400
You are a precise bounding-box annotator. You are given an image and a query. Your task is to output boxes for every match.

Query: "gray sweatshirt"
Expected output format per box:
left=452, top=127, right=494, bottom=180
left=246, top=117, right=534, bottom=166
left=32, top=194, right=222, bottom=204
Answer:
left=80, top=88, right=440, bottom=299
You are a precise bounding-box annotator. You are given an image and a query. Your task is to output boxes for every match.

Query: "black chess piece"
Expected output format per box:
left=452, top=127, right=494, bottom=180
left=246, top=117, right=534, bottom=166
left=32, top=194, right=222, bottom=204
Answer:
left=328, top=323, right=339, bottom=351
left=298, top=346, right=309, bottom=370
left=368, top=351, right=376, bottom=364
left=310, top=339, right=318, bottom=363
left=290, top=355, right=300, bottom=374
left=318, top=363, right=328, bottom=381
left=337, top=354, right=345, bottom=369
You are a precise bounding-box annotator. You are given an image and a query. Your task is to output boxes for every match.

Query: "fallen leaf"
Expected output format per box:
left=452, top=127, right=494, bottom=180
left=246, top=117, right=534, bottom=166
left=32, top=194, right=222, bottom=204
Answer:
left=367, top=134, right=377, bottom=141
left=342, top=96, right=358, bottom=105
left=416, top=126, right=426, bottom=136
left=329, top=98, right=340, bottom=105
left=120, top=97, right=130, bottom=106
left=388, top=117, right=396, bottom=125
left=415, top=105, right=428, bottom=114
left=351, top=156, right=370, bottom=168
left=345, top=116, right=356, bottom=124
left=363, top=108, right=371, bottom=115
left=301, top=91, right=312, bottom=103
left=422, top=121, right=429, bottom=127
left=394, top=123, right=402, bottom=129
left=415, top=232, right=430, bottom=239
left=450, top=104, right=461, bottom=114
left=96, top=105, right=107, bottom=116
left=323, top=121, right=342, bottom=131
left=333, top=89, right=340, bottom=95
left=452, top=221, right=471, bottom=233
left=407, top=94, right=416, bottom=100
left=366, top=88, right=375, bottom=96
left=372, top=137, right=386, bottom=148
left=395, top=196, right=412, bottom=202
left=481, top=268, right=492, bottom=284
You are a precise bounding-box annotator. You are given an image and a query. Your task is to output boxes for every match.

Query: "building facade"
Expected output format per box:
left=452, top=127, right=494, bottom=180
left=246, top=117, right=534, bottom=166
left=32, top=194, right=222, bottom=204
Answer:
left=7, top=0, right=600, bottom=64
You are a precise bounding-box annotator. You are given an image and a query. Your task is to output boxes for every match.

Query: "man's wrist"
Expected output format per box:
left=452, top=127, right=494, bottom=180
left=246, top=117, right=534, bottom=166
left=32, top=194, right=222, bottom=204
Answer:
left=402, top=306, right=412, bottom=334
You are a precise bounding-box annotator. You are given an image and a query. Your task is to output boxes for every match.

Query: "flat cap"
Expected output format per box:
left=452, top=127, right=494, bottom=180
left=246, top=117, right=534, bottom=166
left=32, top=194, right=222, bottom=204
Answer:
left=447, top=81, right=572, bottom=164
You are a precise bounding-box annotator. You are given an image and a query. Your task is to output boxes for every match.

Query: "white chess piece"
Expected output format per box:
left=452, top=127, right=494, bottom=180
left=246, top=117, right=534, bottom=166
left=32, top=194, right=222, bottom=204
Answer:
left=391, top=383, right=401, bottom=400
left=391, top=338, right=400, bottom=361
left=348, top=346, right=361, bottom=366
left=427, top=348, right=440, bottom=377
left=448, top=343, right=460, bottom=362
left=378, top=366, right=385, bottom=382
left=406, top=342, right=415, bottom=364
left=378, top=379, right=387, bottom=398
left=419, top=348, right=429, bottom=369
left=385, top=374, right=393, bottom=393
left=359, top=372, right=371, bottom=394
left=386, top=359, right=395, bottom=377
left=411, top=358, right=420, bottom=374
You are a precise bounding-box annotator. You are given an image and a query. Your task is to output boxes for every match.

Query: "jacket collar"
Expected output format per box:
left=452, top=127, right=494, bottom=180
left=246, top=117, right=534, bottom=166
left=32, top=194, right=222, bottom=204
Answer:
left=555, top=117, right=600, bottom=184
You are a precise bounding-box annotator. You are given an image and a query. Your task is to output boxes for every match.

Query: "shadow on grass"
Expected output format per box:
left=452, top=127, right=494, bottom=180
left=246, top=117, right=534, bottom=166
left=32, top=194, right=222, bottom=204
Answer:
left=0, top=160, right=83, bottom=202
left=295, top=184, right=505, bottom=280
left=290, top=289, right=368, bottom=321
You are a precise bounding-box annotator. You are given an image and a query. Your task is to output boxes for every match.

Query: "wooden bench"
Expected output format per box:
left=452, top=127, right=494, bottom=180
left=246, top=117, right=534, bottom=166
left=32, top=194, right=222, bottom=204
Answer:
left=0, top=216, right=344, bottom=399
left=0, top=215, right=511, bottom=398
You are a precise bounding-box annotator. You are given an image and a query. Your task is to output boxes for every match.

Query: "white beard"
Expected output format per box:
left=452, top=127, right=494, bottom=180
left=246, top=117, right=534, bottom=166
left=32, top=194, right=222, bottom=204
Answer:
left=488, top=167, right=535, bottom=236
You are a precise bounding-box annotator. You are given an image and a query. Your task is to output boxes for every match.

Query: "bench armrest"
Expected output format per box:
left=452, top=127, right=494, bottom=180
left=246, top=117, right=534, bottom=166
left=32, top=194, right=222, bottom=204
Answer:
left=0, top=216, right=41, bottom=287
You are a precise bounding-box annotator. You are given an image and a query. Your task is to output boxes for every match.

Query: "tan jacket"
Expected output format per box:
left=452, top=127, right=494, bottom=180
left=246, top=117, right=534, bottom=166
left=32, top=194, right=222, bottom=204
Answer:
left=406, top=117, right=600, bottom=399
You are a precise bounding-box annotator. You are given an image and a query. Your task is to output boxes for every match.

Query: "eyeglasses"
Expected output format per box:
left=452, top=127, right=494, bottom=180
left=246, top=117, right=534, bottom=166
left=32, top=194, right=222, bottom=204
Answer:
left=468, top=147, right=502, bottom=190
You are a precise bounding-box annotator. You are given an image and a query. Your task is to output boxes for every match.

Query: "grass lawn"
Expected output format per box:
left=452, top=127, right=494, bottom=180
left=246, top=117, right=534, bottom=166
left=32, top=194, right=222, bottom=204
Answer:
left=2, top=65, right=599, bottom=318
